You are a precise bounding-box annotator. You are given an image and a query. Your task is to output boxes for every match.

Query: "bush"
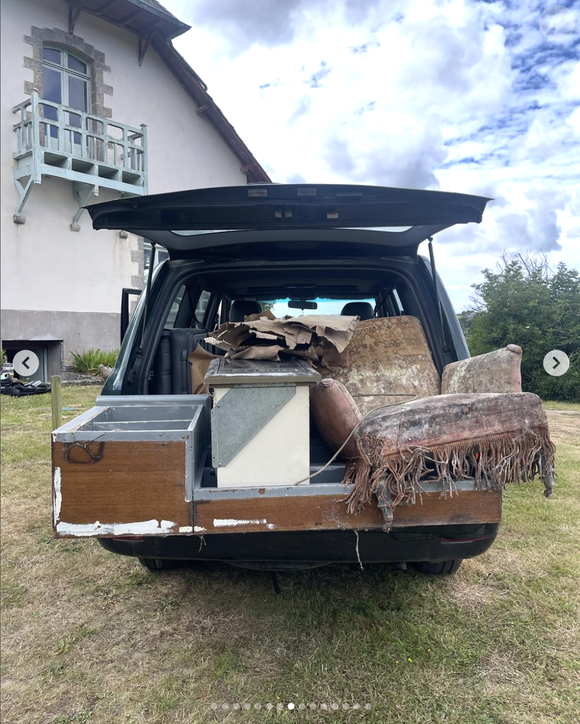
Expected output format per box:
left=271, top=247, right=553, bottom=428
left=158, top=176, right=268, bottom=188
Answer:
left=71, top=348, right=119, bottom=375
left=462, top=254, right=580, bottom=402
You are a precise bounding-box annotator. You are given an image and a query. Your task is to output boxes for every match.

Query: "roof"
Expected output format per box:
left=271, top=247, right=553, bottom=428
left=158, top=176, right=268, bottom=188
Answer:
left=152, top=40, right=271, bottom=182
left=75, top=0, right=190, bottom=40
left=73, top=0, right=271, bottom=183
left=138, top=0, right=181, bottom=19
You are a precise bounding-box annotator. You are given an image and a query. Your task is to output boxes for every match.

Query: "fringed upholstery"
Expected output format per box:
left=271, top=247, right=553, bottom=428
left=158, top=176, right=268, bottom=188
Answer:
left=342, top=393, right=555, bottom=529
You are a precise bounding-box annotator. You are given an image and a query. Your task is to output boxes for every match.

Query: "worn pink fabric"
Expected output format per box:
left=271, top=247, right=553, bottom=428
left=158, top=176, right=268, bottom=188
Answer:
left=319, top=316, right=440, bottom=416
left=310, top=379, right=361, bottom=460
left=310, top=317, right=554, bottom=530
left=442, top=345, right=522, bottom=394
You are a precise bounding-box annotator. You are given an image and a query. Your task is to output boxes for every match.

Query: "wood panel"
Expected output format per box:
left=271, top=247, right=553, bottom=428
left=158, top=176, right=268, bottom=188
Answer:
left=194, top=489, right=502, bottom=534
left=53, top=441, right=191, bottom=533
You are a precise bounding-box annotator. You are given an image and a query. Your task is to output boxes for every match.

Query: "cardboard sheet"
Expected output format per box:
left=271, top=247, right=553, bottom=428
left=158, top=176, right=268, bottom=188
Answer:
left=188, top=346, right=219, bottom=394
left=205, top=313, right=358, bottom=363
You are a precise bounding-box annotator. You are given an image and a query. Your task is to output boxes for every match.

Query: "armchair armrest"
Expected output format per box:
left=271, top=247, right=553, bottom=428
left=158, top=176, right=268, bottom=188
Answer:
left=441, top=345, right=522, bottom=394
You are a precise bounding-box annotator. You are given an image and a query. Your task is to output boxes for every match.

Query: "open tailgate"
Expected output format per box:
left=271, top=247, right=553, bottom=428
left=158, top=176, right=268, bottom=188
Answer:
left=87, top=183, right=491, bottom=259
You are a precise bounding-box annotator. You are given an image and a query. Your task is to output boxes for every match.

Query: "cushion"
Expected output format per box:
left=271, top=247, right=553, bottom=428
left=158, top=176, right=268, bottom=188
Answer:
left=441, top=345, right=522, bottom=394
left=320, top=316, right=440, bottom=415
left=310, top=379, right=361, bottom=459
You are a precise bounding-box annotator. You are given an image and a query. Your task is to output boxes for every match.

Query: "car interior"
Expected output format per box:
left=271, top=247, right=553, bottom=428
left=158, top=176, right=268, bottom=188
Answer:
left=139, top=262, right=447, bottom=489
left=147, top=264, right=435, bottom=397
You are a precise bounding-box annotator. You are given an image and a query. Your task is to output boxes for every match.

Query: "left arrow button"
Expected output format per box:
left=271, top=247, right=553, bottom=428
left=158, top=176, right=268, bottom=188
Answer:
left=13, top=350, right=40, bottom=377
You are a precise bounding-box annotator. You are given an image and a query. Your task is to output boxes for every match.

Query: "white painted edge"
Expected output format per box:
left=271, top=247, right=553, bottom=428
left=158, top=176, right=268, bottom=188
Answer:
left=213, top=518, right=276, bottom=529
left=55, top=519, right=176, bottom=537
left=53, top=467, right=62, bottom=526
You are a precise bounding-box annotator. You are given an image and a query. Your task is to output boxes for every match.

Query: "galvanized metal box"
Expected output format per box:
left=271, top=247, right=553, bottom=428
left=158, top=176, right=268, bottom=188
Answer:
left=204, top=359, right=321, bottom=488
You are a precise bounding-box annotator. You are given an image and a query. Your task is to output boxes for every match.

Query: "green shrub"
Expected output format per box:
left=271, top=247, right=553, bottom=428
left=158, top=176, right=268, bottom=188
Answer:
left=71, top=348, right=119, bottom=375
left=463, top=254, right=580, bottom=402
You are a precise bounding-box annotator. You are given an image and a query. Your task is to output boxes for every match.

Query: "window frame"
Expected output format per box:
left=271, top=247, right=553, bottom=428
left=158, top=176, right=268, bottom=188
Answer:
left=163, top=285, right=186, bottom=330
left=42, top=46, right=91, bottom=111
left=144, top=242, right=170, bottom=283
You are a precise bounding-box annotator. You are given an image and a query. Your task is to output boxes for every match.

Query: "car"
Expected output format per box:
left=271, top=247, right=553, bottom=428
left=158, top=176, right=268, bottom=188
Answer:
left=51, top=183, right=554, bottom=575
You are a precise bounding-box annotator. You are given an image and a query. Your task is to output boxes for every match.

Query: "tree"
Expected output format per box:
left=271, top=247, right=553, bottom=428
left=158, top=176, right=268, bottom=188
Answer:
left=457, top=310, right=475, bottom=337
left=463, top=253, right=580, bottom=401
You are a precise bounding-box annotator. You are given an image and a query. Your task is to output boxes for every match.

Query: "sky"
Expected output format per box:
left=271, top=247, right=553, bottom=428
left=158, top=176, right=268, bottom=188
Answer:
left=163, top=0, right=579, bottom=311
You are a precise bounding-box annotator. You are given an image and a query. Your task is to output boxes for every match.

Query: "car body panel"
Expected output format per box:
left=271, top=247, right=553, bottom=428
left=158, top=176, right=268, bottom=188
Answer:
left=99, top=524, right=500, bottom=564
left=87, top=183, right=490, bottom=258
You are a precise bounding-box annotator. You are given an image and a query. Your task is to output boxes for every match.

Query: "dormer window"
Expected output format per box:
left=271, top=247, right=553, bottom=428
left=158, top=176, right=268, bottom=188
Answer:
left=42, top=47, right=90, bottom=144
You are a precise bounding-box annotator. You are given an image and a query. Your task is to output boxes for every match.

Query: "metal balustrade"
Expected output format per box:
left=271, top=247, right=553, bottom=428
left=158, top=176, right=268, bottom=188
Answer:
left=12, top=90, right=148, bottom=226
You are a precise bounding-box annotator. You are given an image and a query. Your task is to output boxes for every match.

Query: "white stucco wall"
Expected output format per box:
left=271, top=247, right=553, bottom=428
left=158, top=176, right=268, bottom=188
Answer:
left=1, top=0, right=248, bottom=320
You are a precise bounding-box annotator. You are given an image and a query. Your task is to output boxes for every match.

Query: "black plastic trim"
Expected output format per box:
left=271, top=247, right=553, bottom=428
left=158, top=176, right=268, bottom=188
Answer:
left=98, top=524, right=500, bottom=564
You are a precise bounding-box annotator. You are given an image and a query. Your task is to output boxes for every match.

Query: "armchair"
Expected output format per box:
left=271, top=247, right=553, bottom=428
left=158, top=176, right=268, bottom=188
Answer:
left=311, top=318, right=555, bottom=530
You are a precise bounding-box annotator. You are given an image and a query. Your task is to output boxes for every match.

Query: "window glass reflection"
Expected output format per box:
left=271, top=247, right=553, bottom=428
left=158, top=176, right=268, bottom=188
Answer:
left=68, top=55, right=87, bottom=74
left=43, top=47, right=61, bottom=64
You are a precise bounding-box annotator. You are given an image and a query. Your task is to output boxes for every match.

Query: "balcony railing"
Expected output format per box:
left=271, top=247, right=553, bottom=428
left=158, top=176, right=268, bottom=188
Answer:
left=12, top=90, right=148, bottom=225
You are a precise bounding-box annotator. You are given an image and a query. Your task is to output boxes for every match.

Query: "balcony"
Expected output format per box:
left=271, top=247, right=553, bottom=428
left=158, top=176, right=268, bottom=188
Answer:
left=12, top=90, right=148, bottom=228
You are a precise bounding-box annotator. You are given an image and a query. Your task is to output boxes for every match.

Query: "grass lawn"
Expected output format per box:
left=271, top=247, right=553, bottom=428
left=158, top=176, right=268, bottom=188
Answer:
left=1, top=388, right=579, bottom=724
left=542, top=400, right=580, bottom=411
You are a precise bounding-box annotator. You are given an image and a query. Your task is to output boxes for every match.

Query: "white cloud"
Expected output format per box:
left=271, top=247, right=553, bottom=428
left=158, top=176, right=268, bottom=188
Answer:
left=163, top=0, right=580, bottom=310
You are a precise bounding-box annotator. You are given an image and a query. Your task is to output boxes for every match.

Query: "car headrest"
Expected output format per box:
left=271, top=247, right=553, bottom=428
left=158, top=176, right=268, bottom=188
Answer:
left=230, top=299, right=263, bottom=322
left=341, top=302, right=374, bottom=320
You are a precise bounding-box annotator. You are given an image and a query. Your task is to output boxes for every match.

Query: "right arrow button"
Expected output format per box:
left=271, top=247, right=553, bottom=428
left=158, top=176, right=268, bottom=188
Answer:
left=543, top=350, right=570, bottom=377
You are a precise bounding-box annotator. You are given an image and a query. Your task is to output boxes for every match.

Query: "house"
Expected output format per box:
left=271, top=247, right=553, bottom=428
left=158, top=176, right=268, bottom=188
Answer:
left=1, top=0, right=270, bottom=381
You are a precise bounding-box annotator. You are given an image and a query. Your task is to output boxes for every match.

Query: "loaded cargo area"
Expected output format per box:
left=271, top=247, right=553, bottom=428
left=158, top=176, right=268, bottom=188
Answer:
left=51, top=253, right=553, bottom=542
left=52, top=383, right=504, bottom=541
left=52, top=380, right=505, bottom=540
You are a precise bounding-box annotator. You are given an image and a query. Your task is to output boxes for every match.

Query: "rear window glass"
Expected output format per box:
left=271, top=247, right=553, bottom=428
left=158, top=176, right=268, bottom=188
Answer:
left=194, top=290, right=211, bottom=325
left=267, top=298, right=375, bottom=317
left=164, top=285, right=185, bottom=330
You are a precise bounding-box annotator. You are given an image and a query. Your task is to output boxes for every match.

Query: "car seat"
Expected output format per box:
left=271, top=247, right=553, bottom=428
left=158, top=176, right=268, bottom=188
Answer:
left=230, top=300, right=262, bottom=322
left=340, top=302, right=374, bottom=320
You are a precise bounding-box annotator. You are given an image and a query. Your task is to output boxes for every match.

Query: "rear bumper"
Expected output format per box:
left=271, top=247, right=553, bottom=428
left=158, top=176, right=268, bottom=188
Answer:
left=99, top=523, right=499, bottom=564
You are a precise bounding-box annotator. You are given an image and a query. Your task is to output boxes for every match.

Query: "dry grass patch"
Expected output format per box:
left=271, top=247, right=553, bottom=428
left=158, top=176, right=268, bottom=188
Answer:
left=448, top=577, right=498, bottom=611
left=545, top=408, right=580, bottom=445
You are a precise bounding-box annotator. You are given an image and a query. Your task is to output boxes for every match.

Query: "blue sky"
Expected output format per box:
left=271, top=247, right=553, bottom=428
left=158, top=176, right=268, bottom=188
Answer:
left=163, top=0, right=579, bottom=310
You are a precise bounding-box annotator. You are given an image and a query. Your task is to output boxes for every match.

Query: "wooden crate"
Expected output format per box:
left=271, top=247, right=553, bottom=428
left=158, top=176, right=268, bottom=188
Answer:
left=52, top=396, right=209, bottom=537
